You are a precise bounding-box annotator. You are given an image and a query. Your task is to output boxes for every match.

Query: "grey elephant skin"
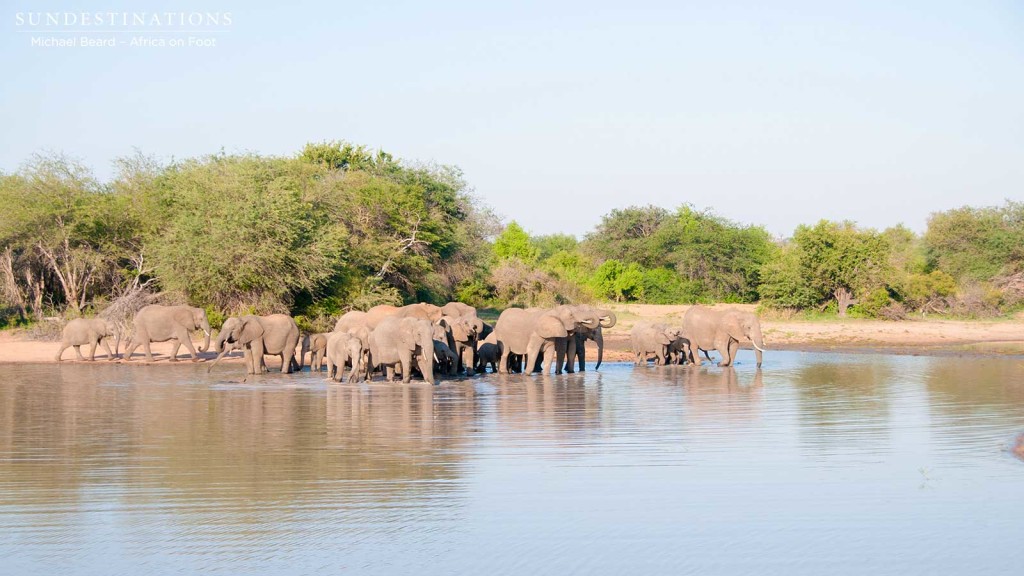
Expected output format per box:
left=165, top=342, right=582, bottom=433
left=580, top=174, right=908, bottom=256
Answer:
left=124, top=305, right=212, bottom=362
left=55, top=318, right=120, bottom=362
left=324, top=331, right=364, bottom=382
left=563, top=305, right=616, bottom=372
left=493, top=305, right=600, bottom=375
left=368, top=316, right=435, bottom=384
left=681, top=307, right=765, bottom=367
left=436, top=315, right=478, bottom=376
left=630, top=322, right=684, bottom=366
left=363, top=303, right=443, bottom=329
left=211, top=314, right=301, bottom=374
left=301, top=333, right=329, bottom=371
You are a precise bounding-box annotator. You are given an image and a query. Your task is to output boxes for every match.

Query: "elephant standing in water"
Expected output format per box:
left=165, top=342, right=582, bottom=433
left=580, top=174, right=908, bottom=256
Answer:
left=681, top=307, right=765, bottom=367
left=368, top=316, right=436, bottom=384
left=324, top=330, right=365, bottom=383
left=210, top=314, right=301, bottom=374
left=301, top=333, right=329, bottom=372
left=123, top=305, right=212, bottom=362
left=493, top=305, right=600, bottom=375
left=563, top=305, right=616, bottom=372
left=630, top=322, right=685, bottom=366
left=55, top=318, right=120, bottom=361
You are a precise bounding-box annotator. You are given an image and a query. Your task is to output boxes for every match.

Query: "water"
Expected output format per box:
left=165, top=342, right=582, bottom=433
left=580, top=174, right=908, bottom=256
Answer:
left=1, top=351, right=1022, bottom=575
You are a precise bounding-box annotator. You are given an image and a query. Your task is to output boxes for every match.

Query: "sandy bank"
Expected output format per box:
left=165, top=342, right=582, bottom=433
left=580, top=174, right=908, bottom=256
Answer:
left=1, top=304, right=1022, bottom=365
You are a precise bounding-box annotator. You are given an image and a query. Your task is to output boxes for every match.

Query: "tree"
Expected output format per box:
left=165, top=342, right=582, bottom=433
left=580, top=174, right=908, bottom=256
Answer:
left=924, top=201, right=1024, bottom=281
left=787, top=221, right=894, bottom=316
left=589, top=259, right=644, bottom=302
left=584, top=205, right=670, bottom=267
left=492, top=222, right=539, bottom=264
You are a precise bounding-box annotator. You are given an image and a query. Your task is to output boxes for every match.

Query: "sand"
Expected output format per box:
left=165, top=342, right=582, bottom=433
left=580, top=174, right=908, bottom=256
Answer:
left=1, top=304, right=1022, bottom=364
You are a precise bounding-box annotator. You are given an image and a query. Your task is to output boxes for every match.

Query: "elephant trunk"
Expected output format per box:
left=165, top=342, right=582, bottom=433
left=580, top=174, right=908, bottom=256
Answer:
left=749, top=327, right=766, bottom=367
left=595, top=330, right=604, bottom=371
left=207, top=348, right=230, bottom=373
left=598, top=310, right=617, bottom=328
left=199, top=327, right=211, bottom=354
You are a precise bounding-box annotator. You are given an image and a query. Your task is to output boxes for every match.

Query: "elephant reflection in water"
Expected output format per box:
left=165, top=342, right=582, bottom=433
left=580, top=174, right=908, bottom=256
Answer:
left=493, top=375, right=602, bottom=438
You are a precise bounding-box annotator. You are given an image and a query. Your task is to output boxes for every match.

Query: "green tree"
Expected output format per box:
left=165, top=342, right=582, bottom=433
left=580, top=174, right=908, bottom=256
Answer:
left=492, top=221, right=539, bottom=264
left=924, top=201, right=1024, bottom=281
left=589, top=259, right=644, bottom=302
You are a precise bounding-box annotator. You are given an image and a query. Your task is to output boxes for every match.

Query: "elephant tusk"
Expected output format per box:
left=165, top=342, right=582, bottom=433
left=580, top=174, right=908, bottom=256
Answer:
left=752, top=342, right=766, bottom=353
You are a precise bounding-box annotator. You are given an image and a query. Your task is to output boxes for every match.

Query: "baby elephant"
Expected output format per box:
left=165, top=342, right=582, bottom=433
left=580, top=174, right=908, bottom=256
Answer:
left=56, top=318, right=120, bottom=362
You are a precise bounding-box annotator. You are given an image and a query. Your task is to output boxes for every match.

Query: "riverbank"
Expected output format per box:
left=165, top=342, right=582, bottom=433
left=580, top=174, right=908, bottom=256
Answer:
left=1, top=304, right=1022, bottom=364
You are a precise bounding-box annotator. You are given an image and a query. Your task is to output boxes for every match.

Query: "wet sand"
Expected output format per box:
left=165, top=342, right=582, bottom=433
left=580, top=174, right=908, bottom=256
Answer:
left=1, top=304, right=1022, bottom=364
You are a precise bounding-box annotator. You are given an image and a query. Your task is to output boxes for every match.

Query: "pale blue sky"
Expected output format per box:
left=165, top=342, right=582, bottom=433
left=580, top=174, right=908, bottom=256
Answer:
left=2, top=0, right=1022, bottom=237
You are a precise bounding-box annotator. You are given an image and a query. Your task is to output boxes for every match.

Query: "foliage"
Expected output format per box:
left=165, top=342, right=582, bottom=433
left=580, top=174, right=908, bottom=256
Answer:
left=924, top=201, right=1024, bottom=281
left=492, top=222, right=539, bottom=264
left=588, top=260, right=644, bottom=302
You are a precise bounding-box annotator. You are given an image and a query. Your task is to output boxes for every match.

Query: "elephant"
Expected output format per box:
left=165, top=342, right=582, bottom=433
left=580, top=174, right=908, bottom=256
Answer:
left=432, top=339, right=459, bottom=378
left=681, top=307, right=765, bottom=367
left=437, top=315, right=479, bottom=376
left=562, top=305, right=617, bottom=372
left=440, top=302, right=485, bottom=372
left=630, top=322, right=684, bottom=366
left=666, top=333, right=694, bottom=365
left=123, top=305, right=212, bottom=362
left=209, top=314, right=301, bottom=374
left=55, top=318, right=120, bottom=362
left=476, top=332, right=501, bottom=373
left=493, top=305, right=600, bottom=375
left=368, top=316, right=436, bottom=384
left=364, top=303, right=443, bottom=329
left=324, top=330, right=364, bottom=383
left=301, top=333, right=329, bottom=371
left=334, top=310, right=367, bottom=332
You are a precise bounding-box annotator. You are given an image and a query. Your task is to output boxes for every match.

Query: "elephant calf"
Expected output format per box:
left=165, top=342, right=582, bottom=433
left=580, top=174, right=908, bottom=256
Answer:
left=302, top=333, right=329, bottom=372
left=56, top=318, right=120, bottom=362
left=630, top=322, right=684, bottom=366
left=324, top=331, right=364, bottom=383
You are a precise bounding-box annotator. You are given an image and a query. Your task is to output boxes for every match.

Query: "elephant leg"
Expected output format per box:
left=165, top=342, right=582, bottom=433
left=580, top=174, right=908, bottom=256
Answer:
left=461, top=346, right=475, bottom=377
left=55, top=343, right=69, bottom=362
left=167, top=339, right=182, bottom=362
left=728, top=339, right=739, bottom=366
left=100, top=338, right=114, bottom=360
left=655, top=347, right=666, bottom=366
left=578, top=338, right=587, bottom=372
left=692, top=346, right=702, bottom=367
left=715, top=337, right=732, bottom=367
left=87, top=341, right=97, bottom=361
left=176, top=327, right=199, bottom=360
left=73, top=345, right=84, bottom=361
left=525, top=338, right=544, bottom=375
left=399, top=351, right=413, bottom=384
left=282, top=348, right=295, bottom=374
left=498, top=344, right=512, bottom=375
left=553, top=339, right=566, bottom=375
left=385, top=365, right=396, bottom=382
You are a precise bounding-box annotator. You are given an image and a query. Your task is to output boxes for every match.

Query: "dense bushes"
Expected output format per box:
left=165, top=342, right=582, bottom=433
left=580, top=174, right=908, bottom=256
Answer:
left=1, top=145, right=1021, bottom=323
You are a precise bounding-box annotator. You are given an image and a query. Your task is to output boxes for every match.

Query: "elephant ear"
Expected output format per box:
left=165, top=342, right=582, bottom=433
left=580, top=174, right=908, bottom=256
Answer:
left=400, top=318, right=420, bottom=350
left=723, top=315, right=745, bottom=342
left=448, top=317, right=470, bottom=342
left=536, top=315, right=569, bottom=339
left=238, top=317, right=265, bottom=344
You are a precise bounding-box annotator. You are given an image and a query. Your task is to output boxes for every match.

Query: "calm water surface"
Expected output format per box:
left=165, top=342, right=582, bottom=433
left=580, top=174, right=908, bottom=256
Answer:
left=1, top=351, right=1022, bottom=575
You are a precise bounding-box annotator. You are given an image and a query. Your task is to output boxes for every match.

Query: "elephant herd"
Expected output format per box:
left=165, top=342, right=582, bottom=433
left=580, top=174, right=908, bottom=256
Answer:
left=54, top=302, right=765, bottom=382
left=630, top=307, right=766, bottom=368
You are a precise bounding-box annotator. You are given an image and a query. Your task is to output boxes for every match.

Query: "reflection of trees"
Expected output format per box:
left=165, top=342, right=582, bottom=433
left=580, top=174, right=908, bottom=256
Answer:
left=923, top=357, right=1024, bottom=447
left=790, top=360, right=894, bottom=454
left=0, top=365, right=478, bottom=539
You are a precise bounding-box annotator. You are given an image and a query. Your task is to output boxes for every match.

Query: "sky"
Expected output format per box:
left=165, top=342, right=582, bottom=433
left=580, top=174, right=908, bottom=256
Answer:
left=2, top=0, right=1022, bottom=238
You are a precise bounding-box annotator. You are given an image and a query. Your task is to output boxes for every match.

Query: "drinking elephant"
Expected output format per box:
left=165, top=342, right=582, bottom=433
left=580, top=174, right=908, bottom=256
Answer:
left=301, top=333, right=329, bottom=371
left=666, top=333, right=694, bottom=365
left=209, top=314, right=301, bottom=374
left=368, top=316, right=436, bottom=384
left=437, top=315, right=479, bottom=376
left=324, top=330, right=364, bottom=383
left=476, top=332, right=501, bottom=373
left=630, top=322, right=684, bottom=366
left=123, top=305, right=212, bottom=362
left=681, top=307, right=765, bottom=367
left=493, top=305, right=600, bottom=375
left=433, top=339, right=459, bottom=378
left=563, top=305, right=616, bottom=372
left=55, top=318, right=120, bottom=362
left=440, top=302, right=485, bottom=372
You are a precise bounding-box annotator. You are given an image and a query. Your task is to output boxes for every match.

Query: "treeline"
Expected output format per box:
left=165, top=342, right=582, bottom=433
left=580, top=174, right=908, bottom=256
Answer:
left=0, top=143, right=493, bottom=329
left=474, top=204, right=1024, bottom=318
left=1, top=143, right=1022, bottom=328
